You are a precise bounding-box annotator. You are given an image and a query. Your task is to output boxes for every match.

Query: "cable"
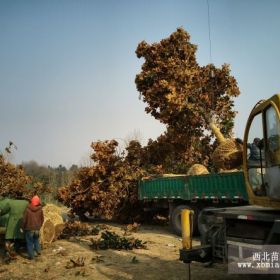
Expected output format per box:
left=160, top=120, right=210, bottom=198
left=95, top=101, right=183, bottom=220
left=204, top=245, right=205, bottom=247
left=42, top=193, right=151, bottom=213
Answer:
left=207, top=0, right=212, bottom=64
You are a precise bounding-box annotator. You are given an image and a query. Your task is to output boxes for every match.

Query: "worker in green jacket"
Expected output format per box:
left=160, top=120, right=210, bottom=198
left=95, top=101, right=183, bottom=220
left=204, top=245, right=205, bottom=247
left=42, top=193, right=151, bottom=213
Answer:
left=0, top=197, right=28, bottom=252
left=0, top=197, right=10, bottom=230
left=0, top=212, right=9, bottom=232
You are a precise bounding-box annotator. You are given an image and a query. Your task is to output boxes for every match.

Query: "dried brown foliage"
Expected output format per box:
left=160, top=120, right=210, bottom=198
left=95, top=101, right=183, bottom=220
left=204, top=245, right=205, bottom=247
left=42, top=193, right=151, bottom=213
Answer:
left=135, top=27, right=240, bottom=170
left=59, top=221, right=100, bottom=239
left=90, top=230, right=146, bottom=250
left=58, top=140, right=151, bottom=222
left=0, top=154, right=46, bottom=199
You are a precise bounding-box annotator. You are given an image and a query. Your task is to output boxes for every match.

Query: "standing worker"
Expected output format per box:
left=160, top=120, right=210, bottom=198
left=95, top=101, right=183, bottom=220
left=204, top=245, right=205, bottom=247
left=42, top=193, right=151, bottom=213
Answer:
left=22, top=195, right=44, bottom=260
left=248, top=137, right=262, bottom=162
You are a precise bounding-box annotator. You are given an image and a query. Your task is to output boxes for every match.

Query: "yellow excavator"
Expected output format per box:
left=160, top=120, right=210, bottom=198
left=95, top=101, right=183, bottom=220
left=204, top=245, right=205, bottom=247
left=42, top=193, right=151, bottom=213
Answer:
left=180, top=93, right=280, bottom=273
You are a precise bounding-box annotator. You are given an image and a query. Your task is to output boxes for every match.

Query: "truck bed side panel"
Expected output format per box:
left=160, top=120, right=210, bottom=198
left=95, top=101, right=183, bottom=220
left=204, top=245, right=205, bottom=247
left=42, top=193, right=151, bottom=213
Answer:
left=138, top=172, right=248, bottom=201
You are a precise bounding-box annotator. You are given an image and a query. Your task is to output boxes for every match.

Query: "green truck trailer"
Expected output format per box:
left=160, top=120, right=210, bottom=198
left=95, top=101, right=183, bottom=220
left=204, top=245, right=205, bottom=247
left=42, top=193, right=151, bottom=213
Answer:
left=138, top=171, right=248, bottom=235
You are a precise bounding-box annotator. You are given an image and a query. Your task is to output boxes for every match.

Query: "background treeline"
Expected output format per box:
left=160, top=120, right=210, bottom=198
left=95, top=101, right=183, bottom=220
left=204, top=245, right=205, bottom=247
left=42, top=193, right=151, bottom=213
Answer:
left=22, top=161, right=79, bottom=202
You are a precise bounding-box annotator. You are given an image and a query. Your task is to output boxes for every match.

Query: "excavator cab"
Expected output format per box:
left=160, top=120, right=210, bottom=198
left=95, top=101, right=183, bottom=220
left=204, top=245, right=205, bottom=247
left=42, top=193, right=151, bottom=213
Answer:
left=244, top=94, right=280, bottom=207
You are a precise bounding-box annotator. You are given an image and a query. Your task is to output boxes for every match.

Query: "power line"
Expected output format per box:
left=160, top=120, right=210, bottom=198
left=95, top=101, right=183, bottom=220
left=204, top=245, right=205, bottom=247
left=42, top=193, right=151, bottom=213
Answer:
left=207, top=0, right=212, bottom=64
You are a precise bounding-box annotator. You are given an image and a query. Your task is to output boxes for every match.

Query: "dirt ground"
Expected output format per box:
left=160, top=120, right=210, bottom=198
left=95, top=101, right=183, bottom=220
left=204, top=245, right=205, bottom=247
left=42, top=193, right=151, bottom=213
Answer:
left=0, top=223, right=268, bottom=280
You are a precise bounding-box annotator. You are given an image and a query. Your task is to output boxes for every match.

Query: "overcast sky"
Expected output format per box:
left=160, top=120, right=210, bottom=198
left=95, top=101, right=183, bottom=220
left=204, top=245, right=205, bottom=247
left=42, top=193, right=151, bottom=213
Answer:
left=1, top=0, right=280, bottom=167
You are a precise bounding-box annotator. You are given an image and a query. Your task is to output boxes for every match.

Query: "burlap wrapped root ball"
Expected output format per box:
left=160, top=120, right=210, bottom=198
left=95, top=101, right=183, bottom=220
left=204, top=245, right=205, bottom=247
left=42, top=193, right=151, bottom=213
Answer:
left=40, top=204, right=64, bottom=245
left=212, top=139, right=243, bottom=171
left=40, top=219, right=55, bottom=245
left=187, top=164, right=209, bottom=176
left=209, top=121, right=243, bottom=171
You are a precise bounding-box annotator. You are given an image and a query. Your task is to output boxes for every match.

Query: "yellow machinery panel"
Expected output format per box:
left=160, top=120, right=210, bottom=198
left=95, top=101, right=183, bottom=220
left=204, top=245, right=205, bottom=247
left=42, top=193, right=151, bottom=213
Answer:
left=243, top=93, right=280, bottom=208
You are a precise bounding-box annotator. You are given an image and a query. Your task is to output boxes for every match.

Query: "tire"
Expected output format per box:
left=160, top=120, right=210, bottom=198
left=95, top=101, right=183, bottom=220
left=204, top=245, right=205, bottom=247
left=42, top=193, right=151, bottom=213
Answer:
left=198, top=209, right=210, bottom=237
left=198, top=207, right=220, bottom=245
left=170, top=205, right=198, bottom=236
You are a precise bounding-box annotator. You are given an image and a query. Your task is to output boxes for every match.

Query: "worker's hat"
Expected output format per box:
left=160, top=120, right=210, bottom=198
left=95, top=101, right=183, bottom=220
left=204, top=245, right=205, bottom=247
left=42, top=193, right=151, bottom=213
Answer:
left=31, top=195, right=40, bottom=206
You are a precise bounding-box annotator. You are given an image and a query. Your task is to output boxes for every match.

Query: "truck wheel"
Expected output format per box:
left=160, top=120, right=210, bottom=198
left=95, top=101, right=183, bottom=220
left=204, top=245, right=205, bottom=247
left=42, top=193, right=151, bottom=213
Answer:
left=198, top=210, right=209, bottom=237
left=170, top=205, right=197, bottom=236
left=198, top=208, right=218, bottom=244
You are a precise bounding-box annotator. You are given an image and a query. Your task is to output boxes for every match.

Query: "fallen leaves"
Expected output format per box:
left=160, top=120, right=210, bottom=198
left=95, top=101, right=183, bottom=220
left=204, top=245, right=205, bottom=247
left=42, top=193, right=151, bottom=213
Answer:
left=131, top=256, right=139, bottom=264
left=58, top=221, right=100, bottom=239
left=90, top=230, right=147, bottom=250
left=65, top=257, right=86, bottom=269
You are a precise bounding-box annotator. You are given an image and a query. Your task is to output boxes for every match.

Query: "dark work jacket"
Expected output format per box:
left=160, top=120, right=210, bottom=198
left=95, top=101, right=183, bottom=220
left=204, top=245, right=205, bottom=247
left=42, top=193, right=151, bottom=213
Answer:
left=248, top=143, right=261, bottom=161
left=22, top=204, right=44, bottom=231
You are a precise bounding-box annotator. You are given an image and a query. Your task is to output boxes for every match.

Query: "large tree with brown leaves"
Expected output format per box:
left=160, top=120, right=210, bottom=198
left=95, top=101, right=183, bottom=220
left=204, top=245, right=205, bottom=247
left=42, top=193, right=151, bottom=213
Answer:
left=58, top=140, right=153, bottom=222
left=135, top=27, right=240, bottom=170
